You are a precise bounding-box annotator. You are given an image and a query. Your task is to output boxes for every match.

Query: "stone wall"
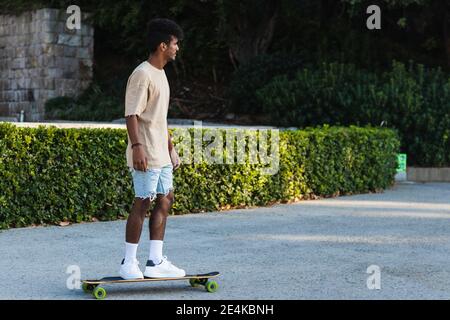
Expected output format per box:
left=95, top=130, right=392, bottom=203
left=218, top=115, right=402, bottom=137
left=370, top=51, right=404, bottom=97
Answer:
left=407, top=167, right=450, bottom=182
left=0, top=8, right=93, bottom=121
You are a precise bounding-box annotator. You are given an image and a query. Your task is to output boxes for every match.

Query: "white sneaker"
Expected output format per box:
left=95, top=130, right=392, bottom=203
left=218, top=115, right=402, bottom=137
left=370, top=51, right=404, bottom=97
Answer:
left=144, top=256, right=186, bottom=278
left=119, top=258, right=144, bottom=280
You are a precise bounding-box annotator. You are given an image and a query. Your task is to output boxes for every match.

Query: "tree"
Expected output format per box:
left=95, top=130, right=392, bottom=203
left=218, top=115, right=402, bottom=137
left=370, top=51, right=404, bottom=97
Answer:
left=217, top=0, right=280, bottom=66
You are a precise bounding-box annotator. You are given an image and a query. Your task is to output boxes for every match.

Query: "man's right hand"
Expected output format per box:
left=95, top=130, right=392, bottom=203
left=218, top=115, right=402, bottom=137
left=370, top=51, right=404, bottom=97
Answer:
left=133, top=146, right=148, bottom=171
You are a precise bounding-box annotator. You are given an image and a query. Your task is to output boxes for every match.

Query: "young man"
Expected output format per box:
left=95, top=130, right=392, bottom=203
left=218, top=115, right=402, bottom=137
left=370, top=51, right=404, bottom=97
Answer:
left=120, top=19, right=185, bottom=280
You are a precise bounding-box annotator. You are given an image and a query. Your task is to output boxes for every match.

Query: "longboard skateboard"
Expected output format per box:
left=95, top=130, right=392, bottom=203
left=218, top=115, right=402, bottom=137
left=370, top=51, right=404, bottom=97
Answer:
left=82, top=271, right=220, bottom=299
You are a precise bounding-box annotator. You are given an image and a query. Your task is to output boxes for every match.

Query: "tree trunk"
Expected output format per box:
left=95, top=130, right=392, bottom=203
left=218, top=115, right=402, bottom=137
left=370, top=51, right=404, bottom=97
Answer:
left=227, top=0, right=280, bottom=65
left=443, top=5, right=450, bottom=68
left=319, top=0, right=339, bottom=31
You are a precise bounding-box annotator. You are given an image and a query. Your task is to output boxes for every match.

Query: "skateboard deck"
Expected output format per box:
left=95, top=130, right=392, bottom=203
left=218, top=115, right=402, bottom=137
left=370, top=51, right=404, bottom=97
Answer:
left=82, top=271, right=220, bottom=299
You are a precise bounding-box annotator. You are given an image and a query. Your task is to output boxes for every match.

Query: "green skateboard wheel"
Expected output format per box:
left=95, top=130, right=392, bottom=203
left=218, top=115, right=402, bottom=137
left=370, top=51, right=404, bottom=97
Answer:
left=93, top=286, right=107, bottom=300
left=205, top=280, right=218, bottom=293
left=82, top=283, right=95, bottom=293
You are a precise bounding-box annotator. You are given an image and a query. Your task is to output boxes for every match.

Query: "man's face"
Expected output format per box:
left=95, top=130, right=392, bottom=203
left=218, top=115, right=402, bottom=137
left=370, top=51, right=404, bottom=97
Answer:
left=163, top=36, right=179, bottom=61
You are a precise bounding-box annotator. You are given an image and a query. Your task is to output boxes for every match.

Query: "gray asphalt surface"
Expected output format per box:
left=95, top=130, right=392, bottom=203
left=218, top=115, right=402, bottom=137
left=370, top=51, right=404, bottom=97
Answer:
left=0, top=182, right=449, bottom=300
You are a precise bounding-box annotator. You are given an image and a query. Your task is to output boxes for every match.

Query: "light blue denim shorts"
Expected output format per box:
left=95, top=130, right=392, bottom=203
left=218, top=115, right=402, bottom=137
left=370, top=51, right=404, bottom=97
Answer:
left=129, top=164, right=174, bottom=201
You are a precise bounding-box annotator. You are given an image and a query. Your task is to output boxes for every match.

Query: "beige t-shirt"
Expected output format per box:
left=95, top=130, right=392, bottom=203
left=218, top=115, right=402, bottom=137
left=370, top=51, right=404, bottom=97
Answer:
left=124, top=61, right=172, bottom=169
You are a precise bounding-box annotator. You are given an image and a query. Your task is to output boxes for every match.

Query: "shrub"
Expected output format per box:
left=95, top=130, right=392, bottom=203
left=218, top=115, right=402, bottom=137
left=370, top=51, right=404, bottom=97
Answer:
left=0, top=123, right=399, bottom=229
left=228, top=52, right=304, bottom=115
left=256, top=61, right=450, bottom=166
left=45, top=82, right=124, bottom=122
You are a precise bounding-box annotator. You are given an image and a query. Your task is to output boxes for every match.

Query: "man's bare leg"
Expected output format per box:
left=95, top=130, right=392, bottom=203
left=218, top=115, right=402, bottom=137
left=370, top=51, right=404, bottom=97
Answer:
left=145, top=190, right=185, bottom=277
left=120, top=198, right=151, bottom=279
left=126, top=198, right=151, bottom=243
left=149, top=191, right=174, bottom=240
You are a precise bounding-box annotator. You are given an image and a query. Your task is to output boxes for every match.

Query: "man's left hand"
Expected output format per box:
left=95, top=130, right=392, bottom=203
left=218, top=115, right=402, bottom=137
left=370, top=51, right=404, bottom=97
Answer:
left=170, top=148, right=181, bottom=170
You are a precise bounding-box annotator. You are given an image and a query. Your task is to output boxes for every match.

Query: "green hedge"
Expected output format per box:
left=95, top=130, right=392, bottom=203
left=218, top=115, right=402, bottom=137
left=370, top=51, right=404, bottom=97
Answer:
left=256, top=61, right=450, bottom=167
left=0, top=123, right=399, bottom=229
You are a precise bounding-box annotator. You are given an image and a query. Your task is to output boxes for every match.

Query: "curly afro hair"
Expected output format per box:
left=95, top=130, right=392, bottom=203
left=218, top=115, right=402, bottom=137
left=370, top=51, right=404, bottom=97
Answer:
left=147, top=18, right=184, bottom=53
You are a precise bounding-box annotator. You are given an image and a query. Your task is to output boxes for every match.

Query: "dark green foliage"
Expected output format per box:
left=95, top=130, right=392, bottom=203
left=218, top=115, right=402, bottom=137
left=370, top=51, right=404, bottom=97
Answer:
left=0, top=123, right=399, bottom=229
left=228, top=53, right=305, bottom=114
left=1, top=0, right=447, bottom=81
left=255, top=61, right=450, bottom=166
left=45, top=82, right=123, bottom=121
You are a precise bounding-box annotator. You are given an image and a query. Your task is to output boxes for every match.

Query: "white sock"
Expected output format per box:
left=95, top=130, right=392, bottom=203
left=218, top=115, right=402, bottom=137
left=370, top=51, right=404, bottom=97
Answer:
left=149, top=240, right=163, bottom=264
left=124, top=242, right=138, bottom=264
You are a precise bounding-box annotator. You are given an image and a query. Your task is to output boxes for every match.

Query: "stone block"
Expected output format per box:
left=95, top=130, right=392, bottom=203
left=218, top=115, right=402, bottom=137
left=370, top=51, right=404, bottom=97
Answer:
left=55, top=44, right=66, bottom=56
left=29, top=68, right=41, bottom=78
left=44, top=78, right=55, bottom=90
left=45, top=89, right=57, bottom=99
left=38, top=9, right=59, bottom=21
left=0, top=79, right=10, bottom=90
left=15, top=47, right=26, bottom=58
left=13, top=69, right=21, bottom=78
left=32, top=89, right=42, bottom=100
left=0, top=103, right=10, bottom=116
left=0, top=36, right=7, bottom=47
left=16, top=77, right=26, bottom=89
left=30, top=77, right=45, bottom=89
left=10, top=101, right=31, bottom=115
left=10, top=80, right=17, bottom=90
left=407, top=167, right=450, bottom=182
left=57, top=33, right=82, bottom=46
left=81, top=36, right=93, bottom=47
left=64, top=46, right=77, bottom=57
left=33, top=9, right=45, bottom=21
left=26, top=56, right=39, bottom=68
left=62, top=56, right=78, bottom=71
left=1, top=24, right=11, bottom=35
left=80, top=24, right=93, bottom=36
left=21, top=12, right=33, bottom=24
left=2, top=90, right=14, bottom=101
left=40, top=55, right=57, bottom=68
left=15, top=22, right=25, bottom=35
left=19, top=34, right=30, bottom=45
left=41, top=32, right=58, bottom=44
left=0, top=58, right=8, bottom=71
left=7, top=48, right=16, bottom=59
left=62, top=70, right=75, bottom=78
left=30, top=20, right=44, bottom=33
left=14, top=90, right=28, bottom=102
left=11, top=58, right=26, bottom=69
left=45, top=68, right=63, bottom=78
left=42, top=20, right=64, bottom=33
left=42, top=43, right=55, bottom=55
left=76, top=47, right=90, bottom=59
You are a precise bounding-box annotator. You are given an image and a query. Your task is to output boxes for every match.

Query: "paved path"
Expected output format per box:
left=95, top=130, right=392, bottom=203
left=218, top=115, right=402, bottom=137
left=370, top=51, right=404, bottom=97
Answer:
left=1, top=182, right=449, bottom=300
